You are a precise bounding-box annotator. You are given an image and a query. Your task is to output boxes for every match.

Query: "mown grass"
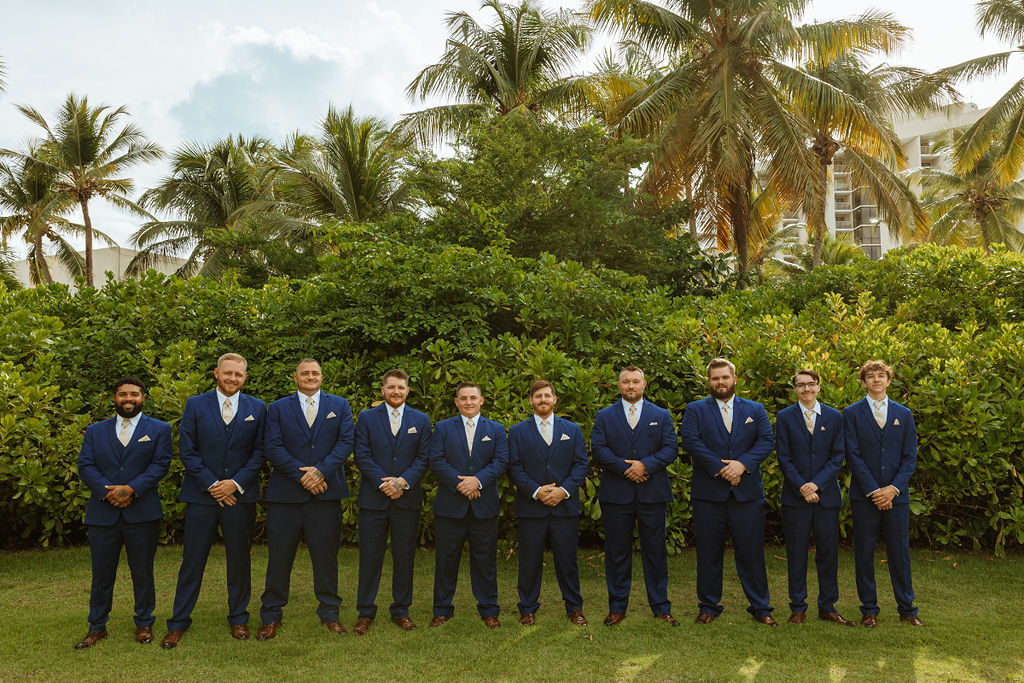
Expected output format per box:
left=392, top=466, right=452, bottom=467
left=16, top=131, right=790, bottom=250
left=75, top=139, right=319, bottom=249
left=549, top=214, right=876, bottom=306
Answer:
left=0, top=544, right=1021, bottom=681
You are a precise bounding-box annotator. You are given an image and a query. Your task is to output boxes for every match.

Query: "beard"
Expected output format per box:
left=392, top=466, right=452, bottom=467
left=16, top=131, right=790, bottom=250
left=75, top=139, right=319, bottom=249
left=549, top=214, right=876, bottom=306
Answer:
left=709, top=384, right=735, bottom=401
left=115, top=402, right=143, bottom=418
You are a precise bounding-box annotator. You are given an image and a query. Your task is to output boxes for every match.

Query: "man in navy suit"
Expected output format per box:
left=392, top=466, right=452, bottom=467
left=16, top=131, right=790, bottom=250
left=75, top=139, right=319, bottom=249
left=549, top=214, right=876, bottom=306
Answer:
left=591, top=366, right=680, bottom=627
left=74, top=377, right=172, bottom=649
left=680, top=358, right=776, bottom=626
left=352, top=369, right=432, bottom=634
left=844, top=360, right=924, bottom=627
left=256, top=358, right=355, bottom=639
left=776, top=369, right=855, bottom=626
left=507, top=380, right=590, bottom=626
left=428, top=381, right=508, bottom=629
left=161, top=353, right=267, bottom=649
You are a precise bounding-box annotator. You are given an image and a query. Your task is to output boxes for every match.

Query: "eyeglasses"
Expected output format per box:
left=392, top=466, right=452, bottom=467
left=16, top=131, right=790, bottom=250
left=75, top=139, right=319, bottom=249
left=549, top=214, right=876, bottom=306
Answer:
left=794, top=382, right=819, bottom=389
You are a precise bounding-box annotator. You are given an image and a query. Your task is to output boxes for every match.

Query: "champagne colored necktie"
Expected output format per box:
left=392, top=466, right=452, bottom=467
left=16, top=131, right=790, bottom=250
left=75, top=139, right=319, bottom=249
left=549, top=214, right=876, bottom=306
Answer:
left=722, top=404, right=732, bottom=434
left=627, top=405, right=638, bottom=429
left=804, top=409, right=814, bottom=434
left=222, top=399, right=233, bottom=425
left=118, top=418, right=131, bottom=446
left=541, top=419, right=552, bottom=445
left=873, top=400, right=886, bottom=428
left=391, top=409, right=401, bottom=436
left=305, top=397, right=316, bottom=428
left=466, top=419, right=476, bottom=455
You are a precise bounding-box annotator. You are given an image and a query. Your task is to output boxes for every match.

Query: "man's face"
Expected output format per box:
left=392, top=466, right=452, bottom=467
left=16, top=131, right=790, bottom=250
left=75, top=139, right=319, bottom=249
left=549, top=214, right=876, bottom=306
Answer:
left=214, top=359, right=247, bottom=397
left=862, top=370, right=891, bottom=397
left=618, top=370, right=646, bottom=403
left=708, top=366, right=736, bottom=400
left=529, top=387, right=557, bottom=418
left=381, top=377, right=410, bottom=409
left=794, top=373, right=820, bottom=405
left=455, top=386, right=484, bottom=418
left=114, top=384, right=145, bottom=418
left=294, top=361, right=323, bottom=396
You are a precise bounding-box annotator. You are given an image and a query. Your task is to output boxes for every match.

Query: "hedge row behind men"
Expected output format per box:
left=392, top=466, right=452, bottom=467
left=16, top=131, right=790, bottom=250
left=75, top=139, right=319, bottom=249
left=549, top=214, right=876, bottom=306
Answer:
left=74, top=356, right=924, bottom=649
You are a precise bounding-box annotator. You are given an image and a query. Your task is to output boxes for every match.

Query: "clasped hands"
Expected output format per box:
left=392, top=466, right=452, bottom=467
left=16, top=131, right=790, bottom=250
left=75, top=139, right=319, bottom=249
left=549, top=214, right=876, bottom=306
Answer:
left=624, top=459, right=648, bottom=483
left=536, top=483, right=568, bottom=507
left=799, top=481, right=820, bottom=504
left=717, top=459, right=746, bottom=486
left=299, top=466, right=328, bottom=495
left=379, top=476, right=409, bottom=500
left=456, top=475, right=482, bottom=500
left=871, top=485, right=898, bottom=510
left=103, top=484, right=135, bottom=508
left=209, top=479, right=239, bottom=507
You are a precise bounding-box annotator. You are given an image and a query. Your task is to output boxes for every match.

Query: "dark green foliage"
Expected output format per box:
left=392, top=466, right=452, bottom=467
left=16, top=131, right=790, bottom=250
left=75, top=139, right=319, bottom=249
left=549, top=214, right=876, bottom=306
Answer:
left=1, top=243, right=1022, bottom=553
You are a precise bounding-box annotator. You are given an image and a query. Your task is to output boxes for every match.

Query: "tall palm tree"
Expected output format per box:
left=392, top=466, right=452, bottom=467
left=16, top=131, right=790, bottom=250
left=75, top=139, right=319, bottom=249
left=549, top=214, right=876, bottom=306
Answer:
left=937, top=0, right=1024, bottom=184
left=0, top=145, right=85, bottom=285
left=2, top=94, right=162, bottom=286
left=129, top=135, right=279, bottom=278
left=586, top=0, right=920, bottom=277
left=401, top=0, right=593, bottom=145
left=275, top=105, right=413, bottom=223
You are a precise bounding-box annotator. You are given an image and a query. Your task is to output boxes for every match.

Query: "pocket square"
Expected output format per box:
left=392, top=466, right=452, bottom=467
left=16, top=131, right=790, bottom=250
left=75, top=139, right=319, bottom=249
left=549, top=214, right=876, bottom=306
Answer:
left=744, top=416, right=754, bottom=424
left=244, top=415, right=255, bottom=422
left=481, top=435, right=492, bottom=442
left=326, top=411, right=337, bottom=419
left=407, top=426, right=417, bottom=434
left=137, top=435, right=151, bottom=442
left=649, top=421, right=658, bottom=426
left=893, top=418, right=900, bottom=426
left=820, top=426, right=826, bottom=431
left=560, top=433, right=571, bottom=441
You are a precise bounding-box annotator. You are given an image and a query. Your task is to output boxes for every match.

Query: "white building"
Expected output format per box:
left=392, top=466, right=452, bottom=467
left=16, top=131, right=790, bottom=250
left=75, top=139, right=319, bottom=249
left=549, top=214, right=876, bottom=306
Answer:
left=11, top=246, right=187, bottom=287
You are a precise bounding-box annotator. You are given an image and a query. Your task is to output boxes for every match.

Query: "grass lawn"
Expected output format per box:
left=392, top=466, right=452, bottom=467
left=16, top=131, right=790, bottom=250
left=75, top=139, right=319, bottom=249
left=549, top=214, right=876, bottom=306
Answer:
left=1, top=543, right=1021, bottom=681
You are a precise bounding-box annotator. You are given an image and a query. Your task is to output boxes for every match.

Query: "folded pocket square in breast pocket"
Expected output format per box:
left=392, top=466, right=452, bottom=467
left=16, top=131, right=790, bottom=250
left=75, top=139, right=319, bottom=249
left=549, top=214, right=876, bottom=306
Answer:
left=245, top=415, right=255, bottom=421
left=481, top=435, right=492, bottom=441
left=326, top=411, right=337, bottom=419
left=407, top=426, right=417, bottom=434
left=137, top=435, right=151, bottom=442
left=893, top=418, right=900, bottom=426
left=560, top=433, right=571, bottom=441
left=744, top=417, right=754, bottom=424
left=648, top=421, right=658, bottom=426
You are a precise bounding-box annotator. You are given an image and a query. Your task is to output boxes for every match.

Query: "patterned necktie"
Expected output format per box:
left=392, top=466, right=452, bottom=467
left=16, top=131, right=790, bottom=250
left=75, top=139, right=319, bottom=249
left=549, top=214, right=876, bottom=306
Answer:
left=466, top=418, right=476, bottom=455
left=541, top=418, right=552, bottom=445
left=627, top=404, right=638, bottom=429
left=305, top=396, right=316, bottom=428
left=873, top=400, right=886, bottom=428
left=222, top=398, right=233, bottom=425
left=804, top=408, right=814, bottom=434
left=391, top=408, right=401, bottom=436
left=722, top=403, right=732, bottom=433
left=118, top=418, right=131, bottom=446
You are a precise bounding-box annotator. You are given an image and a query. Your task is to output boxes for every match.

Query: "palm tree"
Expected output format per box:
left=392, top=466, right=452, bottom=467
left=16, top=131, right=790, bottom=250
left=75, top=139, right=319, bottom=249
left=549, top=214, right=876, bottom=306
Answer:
left=2, top=94, right=162, bottom=286
left=0, top=145, right=85, bottom=285
left=275, top=105, right=413, bottom=223
left=937, top=0, right=1024, bottom=184
left=401, top=0, right=592, bottom=145
left=129, top=135, right=279, bottom=278
left=586, top=0, right=923, bottom=277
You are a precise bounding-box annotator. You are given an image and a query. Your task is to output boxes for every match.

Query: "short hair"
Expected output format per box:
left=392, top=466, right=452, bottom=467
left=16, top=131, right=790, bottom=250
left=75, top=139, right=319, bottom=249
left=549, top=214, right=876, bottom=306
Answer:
left=706, top=358, right=736, bottom=377
left=793, top=368, right=819, bottom=385
left=619, top=365, right=644, bottom=377
left=295, top=357, right=321, bottom=373
left=527, top=380, right=555, bottom=397
left=455, top=381, right=481, bottom=396
left=112, top=376, right=147, bottom=394
left=217, top=352, right=247, bottom=370
left=858, top=360, right=892, bottom=382
left=382, top=368, right=409, bottom=384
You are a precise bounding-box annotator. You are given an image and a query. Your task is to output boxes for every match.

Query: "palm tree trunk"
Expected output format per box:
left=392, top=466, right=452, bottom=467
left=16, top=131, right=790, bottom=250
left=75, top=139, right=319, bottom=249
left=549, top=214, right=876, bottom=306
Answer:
left=80, top=198, right=94, bottom=287
left=32, top=234, right=53, bottom=285
left=728, top=160, right=755, bottom=284
left=685, top=179, right=697, bottom=240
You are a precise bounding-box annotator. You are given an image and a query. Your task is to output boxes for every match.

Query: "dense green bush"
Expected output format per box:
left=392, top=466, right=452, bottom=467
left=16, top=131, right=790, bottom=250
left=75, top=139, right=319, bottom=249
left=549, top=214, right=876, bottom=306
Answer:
left=1, top=242, right=1022, bottom=553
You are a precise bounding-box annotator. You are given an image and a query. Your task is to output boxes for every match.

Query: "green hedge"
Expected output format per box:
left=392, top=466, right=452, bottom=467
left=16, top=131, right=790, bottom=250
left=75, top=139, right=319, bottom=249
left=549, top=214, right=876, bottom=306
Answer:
left=1, top=240, right=1022, bottom=553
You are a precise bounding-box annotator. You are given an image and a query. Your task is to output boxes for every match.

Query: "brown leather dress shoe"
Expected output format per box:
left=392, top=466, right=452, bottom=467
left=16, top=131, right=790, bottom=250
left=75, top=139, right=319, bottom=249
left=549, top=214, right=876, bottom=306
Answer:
left=482, top=616, right=501, bottom=629
left=160, top=630, right=184, bottom=649
left=655, top=613, right=680, bottom=626
left=322, top=620, right=347, bottom=634
left=429, top=615, right=450, bottom=628
left=819, top=611, right=856, bottom=626
left=788, top=612, right=806, bottom=624
left=603, top=612, right=625, bottom=626
left=256, top=622, right=282, bottom=640
left=353, top=616, right=373, bottom=635
left=392, top=616, right=417, bottom=631
left=860, top=614, right=878, bottom=628
left=567, top=609, right=588, bottom=626
left=74, top=630, right=106, bottom=650
left=135, top=626, right=155, bottom=644
left=755, top=615, right=779, bottom=627
left=231, top=623, right=251, bottom=640
left=519, top=613, right=535, bottom=625
left=899, top=615, right=926, bottom=627
left=695, top=612, right=716, bottom=624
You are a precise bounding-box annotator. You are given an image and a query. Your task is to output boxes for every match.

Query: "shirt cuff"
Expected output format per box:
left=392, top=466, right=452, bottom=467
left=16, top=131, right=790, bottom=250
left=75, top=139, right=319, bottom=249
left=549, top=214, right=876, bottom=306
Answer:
left=232, top=479, right=244, bottom=495
left=559, top=487, right=570, bottom=500
left=532, top=487, right=541, bottom=500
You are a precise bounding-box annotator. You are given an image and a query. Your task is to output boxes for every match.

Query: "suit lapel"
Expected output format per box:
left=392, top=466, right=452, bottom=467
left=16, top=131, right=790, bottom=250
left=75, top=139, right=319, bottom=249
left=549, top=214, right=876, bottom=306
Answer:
left=205, top=391, right=224, bottom=430
left=226, top=394, right=248, bottom=448
left=709, top=397, right=729, bottom=443
left=310, top=394, right=328, bottom=441
left=385, top=405, right=401, bottom=453
left=527, top=417, right=551, bottom=458
left=288, top=393, right=310, bottom=435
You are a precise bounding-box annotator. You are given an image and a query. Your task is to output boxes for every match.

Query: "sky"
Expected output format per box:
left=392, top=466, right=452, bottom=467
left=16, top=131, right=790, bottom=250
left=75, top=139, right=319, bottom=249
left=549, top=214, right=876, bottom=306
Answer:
left=1, top=0, right=1020, bottom=255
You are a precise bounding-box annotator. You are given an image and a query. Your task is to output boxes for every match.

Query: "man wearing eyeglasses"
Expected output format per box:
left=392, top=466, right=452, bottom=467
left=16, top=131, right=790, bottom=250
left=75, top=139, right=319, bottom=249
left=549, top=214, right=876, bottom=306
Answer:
left=775, top=369, right=855, bottom=627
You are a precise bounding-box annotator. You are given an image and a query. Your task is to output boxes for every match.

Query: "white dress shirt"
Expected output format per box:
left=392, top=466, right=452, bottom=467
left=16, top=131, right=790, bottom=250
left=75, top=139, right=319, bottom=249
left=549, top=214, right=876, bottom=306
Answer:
left=114, top=412, right=143, bottom=443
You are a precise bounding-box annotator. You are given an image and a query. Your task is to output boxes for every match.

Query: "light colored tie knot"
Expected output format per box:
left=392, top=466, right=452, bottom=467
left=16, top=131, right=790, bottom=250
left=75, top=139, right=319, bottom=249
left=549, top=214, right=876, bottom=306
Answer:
left=541, top=418, right=552, bottom=445
left=222, top=399, right=233, bottom=425
left=466, top=418, right=476, bottom=454
left=873, top=400, right=885, bottom=428
left=804, top=408, right=814, bottom=434
left=390, top=408, right=401, bottom=436
left=627, top=404, right=639, bottom=429
left=118, top=418, right=131, bottom=446
left=305, top=397, right=316, bottom=427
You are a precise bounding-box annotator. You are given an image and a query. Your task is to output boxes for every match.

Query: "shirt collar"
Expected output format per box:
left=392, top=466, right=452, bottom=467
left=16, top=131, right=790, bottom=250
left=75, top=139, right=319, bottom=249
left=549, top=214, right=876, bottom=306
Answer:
left=715, top=396, right=735, bottom=411
left=799, top=400, right=821, bottom=415
left=386, top=402, right=405, bottom=418
left=216, top=389, right=240, bottom=410
left=460, top=413, right=480, bottom=427
left=621, top=398, right=644, bottom=416
left=115, top=412, right=143, bottom=428
left=867, top=395, right=888, bottom=408
left=533, top=413, right=554, bottom=428
left=297, top=390, right=321, bottom=405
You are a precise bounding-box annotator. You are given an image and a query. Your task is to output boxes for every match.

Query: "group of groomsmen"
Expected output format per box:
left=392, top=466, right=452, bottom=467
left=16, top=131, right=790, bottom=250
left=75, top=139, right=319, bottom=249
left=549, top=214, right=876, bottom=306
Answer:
left=73, top=353, right=924, bottom=650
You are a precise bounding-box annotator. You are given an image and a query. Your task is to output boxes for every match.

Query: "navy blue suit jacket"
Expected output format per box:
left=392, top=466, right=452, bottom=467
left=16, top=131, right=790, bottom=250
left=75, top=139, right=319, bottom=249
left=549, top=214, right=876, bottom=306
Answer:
left=429, top=414, right=508, bottom=519
left=591, top=400, right=678, bottom=504
left=353, top=402, right=432, bottom=511
left=680, top=396, right=774, bottom=503
left=775, top=402, right=845, bottom=508
left=177, top=391, right=266, bottom=505
left=507, top=416, right=589, bottom=517
left=843, top=398, right=917, bottom=503
left=264, top=392, right=354, bottom=502
left=77, top=414, right=172, bottom=525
